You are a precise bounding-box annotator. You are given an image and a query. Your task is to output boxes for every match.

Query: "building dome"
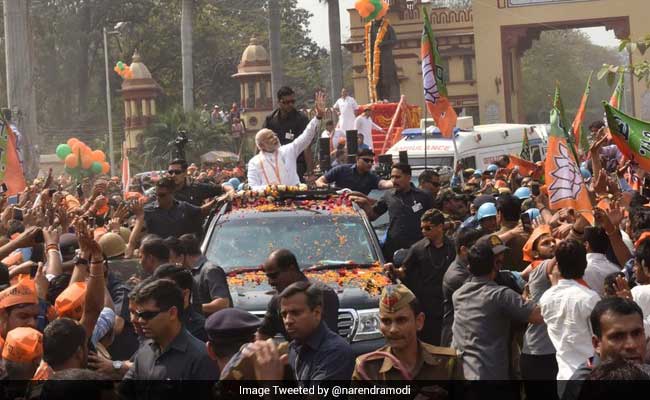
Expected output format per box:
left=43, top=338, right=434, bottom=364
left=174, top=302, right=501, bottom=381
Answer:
left=129, top=50, right=153, bottom=79
left=240, top=36, right=269, bottom=66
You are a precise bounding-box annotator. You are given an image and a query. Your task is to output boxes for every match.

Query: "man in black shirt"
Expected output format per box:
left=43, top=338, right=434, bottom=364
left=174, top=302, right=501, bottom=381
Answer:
left=263, top=86, right=313, bottom=182
left=315, top=148, right=392, bottom=194
left=122, top=279, right=217, bottom=397
left=257, top=249, right=339, bottom=340
left=153, top=264, right=207, bottom=342
left=167, top=159, right=230, bottom=206
left=356, top=162, right=434, bottom=261
left=144, top=177, right=220, bottom=239
left=385, top=209, right=455, bottom=345
left=242, top=281, right=354, bottom=383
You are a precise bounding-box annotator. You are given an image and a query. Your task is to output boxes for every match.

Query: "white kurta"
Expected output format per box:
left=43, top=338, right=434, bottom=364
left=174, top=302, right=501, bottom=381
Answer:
left=354, top=115, right=383, bottom=150
left=334, top=96, right=359, bottom=132
left=247, top=117, right=319, bottom=190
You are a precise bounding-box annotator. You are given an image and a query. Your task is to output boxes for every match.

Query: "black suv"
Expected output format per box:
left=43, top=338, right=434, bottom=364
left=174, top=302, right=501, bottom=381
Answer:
left=201, top=190, right=387, bottom=355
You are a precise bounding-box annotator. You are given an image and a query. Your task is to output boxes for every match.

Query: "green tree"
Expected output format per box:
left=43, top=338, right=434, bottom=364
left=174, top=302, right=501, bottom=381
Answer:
left=133, top=106, right=233, bottom=172
left=599, top=35, right=650, bottom=87
left=521, top=30, right=625, bottom=124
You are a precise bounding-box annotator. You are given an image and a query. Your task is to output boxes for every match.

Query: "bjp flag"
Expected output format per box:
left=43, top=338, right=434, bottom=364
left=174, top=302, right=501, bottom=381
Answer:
left=508, top=154, right=537, bottom=177
left=545, top=86, right=593, bottom=222
left=570, top=71, right=592, bottom=155
left=421, top=10, right=457, bottom=138
left=0, top=119, right=26, bottom=196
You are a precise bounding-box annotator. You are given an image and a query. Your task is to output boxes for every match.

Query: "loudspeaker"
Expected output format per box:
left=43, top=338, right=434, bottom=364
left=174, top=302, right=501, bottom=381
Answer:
left=319, top=137, right=331, bottom=172
left=346, top=130, right=358, bottom=156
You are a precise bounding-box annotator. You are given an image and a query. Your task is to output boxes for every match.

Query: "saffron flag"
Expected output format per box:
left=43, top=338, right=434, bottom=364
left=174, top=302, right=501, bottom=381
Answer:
left=604, top=102, right=650, bottom=172
left=520, top=127, right=531, bottom=161
left=508, top=154, right=537, bottom=177
left=0, top=119, right=26, bottom=196
left=421, top=10, right=457, bottom=138
left=121, top=142, right=130, bottom=194
left=545, top=86, right=592, bottom=219
left=570, top=71, right=592, bottom=155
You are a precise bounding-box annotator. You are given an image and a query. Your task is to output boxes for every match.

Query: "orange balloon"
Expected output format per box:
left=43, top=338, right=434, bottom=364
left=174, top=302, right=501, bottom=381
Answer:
left=67, top=138, right=79, bottom=148
left=80, top=154, right=93, bottom=169
left=64, top=154, right=79, bottom=169
left=101, top=162, right=110, bottom=174
left=71, top=142, right=84, bottom=154
left=91, top=150, right=106, bottom=162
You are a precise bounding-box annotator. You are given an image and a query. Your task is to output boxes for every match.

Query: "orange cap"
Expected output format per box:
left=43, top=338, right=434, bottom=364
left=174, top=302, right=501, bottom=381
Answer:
left=0, top=279, right=38, bottom=309
left=54, top=282, right=86, bottom=320
left=2, top=327, right=43, bottom=363
left=523, top=224, right=552, bottom=263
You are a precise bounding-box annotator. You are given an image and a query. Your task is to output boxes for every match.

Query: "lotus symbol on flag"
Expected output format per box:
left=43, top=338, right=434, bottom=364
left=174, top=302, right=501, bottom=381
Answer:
left=549, top=142, right=583, bottom=204
left=422, top=52, right=440, bottom=105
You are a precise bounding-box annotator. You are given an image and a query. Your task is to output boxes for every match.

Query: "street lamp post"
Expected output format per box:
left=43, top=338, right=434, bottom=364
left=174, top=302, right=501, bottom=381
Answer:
left=103, top=23, right=128, bottom=177
left=102, top=27, right=115, bottom=177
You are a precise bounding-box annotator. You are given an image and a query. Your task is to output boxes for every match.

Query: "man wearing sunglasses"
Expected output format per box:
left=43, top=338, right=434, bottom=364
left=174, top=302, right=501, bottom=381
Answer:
left=418, top=169, right=442, bottom=198
left=123, top=279, right=218, bottom=384
left=262, top=86, right=314, bottom=183
left=316, top=149, right=392, bottom=195
left=167, top=159, right=230, bottom=207
left=144, top=177, right=222, bottom=239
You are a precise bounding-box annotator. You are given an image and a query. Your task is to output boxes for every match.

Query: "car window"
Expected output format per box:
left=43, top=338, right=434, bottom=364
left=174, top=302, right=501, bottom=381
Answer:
left=205, top=214, right=377, bottom=271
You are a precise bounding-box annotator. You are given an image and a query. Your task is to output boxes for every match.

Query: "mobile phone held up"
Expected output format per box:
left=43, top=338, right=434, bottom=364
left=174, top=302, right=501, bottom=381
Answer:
left=520, top=212, right=533, bottom=233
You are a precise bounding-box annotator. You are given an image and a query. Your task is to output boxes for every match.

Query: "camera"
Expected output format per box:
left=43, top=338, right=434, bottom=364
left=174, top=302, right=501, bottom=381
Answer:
left=174, top=130, right=189, bottom=147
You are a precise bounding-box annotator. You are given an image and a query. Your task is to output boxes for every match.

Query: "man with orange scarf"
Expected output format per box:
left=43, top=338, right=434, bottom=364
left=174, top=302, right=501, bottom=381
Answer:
left=520, top=225, right=559, bottom=400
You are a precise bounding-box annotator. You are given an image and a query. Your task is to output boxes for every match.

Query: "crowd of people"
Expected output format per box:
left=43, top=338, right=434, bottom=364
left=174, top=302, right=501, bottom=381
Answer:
left=0, top=86, right=646, bottom=399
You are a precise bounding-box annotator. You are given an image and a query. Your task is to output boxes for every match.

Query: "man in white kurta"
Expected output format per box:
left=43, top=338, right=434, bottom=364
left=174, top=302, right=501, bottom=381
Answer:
left=333, top=88, right=358, bottom=132
left=247, top=93, right=326, bottom=190
left=354, top=108, right=384, bottom=150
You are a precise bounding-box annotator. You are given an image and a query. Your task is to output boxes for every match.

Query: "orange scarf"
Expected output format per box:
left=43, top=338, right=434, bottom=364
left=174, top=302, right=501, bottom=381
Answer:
left=635, top=231, right=650, bottom=248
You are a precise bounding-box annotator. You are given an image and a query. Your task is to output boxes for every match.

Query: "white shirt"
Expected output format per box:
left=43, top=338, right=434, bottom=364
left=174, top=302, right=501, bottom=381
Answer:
left=631, top=285, right=650, bottom=336
left=334, top=96, right=359, bottom=131
left=247, top=117, right=319, bottom=190
left=354, top=115, right=382, bottom=150
left=584, top=253, right=621, bottom=297
left=539, top=279, right=600, bottom=380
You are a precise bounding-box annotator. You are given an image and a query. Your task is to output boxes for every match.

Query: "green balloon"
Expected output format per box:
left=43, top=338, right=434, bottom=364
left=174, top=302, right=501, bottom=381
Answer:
left=90, top=161, right=103, bottom=174
left=56, top=144, right=72, bottom=160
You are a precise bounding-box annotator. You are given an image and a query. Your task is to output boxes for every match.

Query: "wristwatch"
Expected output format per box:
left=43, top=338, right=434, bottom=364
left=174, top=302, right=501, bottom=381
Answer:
left=73, top=255, right=89, bottom=265
left=113, top=360, right=124, bottom=371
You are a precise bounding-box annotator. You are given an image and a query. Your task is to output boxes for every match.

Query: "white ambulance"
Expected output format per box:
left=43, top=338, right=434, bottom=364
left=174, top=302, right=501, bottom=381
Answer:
left=384, top=116, right=548, bottom=171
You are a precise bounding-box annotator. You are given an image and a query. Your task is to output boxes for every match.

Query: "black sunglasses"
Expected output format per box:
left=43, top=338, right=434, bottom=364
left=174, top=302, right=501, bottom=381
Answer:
left=135, top=307, right=171, bottom=321
left=167, top=170, right=184, bottom=175
left=360, top=158, right=374, bottom=164
left=428, top=181, right=441, bottom=187
left=281, top=99, right=296, bottom=105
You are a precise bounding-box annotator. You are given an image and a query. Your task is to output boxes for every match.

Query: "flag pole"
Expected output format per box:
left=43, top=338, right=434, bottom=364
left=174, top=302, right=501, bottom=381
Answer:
left=423, top=89, right=428, bottom=170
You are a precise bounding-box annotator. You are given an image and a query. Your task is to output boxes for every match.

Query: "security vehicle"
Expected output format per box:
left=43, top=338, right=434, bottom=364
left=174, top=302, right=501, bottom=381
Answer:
left=201, top=187, right=388, bottom=355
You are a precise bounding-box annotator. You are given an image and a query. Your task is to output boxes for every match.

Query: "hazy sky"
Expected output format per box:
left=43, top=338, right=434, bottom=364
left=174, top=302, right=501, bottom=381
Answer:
left=295, top=0, right=620, bottom=49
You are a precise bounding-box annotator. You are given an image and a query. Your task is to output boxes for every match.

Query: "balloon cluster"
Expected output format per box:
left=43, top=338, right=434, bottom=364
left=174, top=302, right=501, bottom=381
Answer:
left=354, top=0, right=389, bottom=22
left=55, top=139, right=110, bottom=179
left=113, top=61, right=133, bottom=80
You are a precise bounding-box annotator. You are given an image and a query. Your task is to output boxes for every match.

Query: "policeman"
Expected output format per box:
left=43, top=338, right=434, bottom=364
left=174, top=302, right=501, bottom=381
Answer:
left=352, top=284, right=463, bottom=381
left=205, top=308, right=262, bottom=376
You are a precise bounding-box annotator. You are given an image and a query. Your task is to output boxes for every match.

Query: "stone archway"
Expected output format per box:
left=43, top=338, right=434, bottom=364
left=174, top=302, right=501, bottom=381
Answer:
left=501, top=16, right=630, bottom=122
left=473, top=0, right=649, bottom=124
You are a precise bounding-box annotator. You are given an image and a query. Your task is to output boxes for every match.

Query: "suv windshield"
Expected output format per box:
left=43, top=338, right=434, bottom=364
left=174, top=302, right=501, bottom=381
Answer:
left=205, top=213, right=378, bottom=271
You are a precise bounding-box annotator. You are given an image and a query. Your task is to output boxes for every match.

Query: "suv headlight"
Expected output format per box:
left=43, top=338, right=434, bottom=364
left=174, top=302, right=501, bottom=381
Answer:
left=352, top=308, right=382, bottom=342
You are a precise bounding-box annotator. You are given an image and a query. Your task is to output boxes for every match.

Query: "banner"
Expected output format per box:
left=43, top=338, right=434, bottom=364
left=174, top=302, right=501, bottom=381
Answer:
left=545, top=86, right=592, bottom=220
left=604, top=102, right=650, bottom=172
left=421, top=10, right=457, bottom=138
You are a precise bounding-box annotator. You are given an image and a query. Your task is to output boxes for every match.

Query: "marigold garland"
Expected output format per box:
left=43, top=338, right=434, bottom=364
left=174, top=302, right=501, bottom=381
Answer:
left=365, top=19, right=390, bottom=103
left=227, top=264, right=391, bottom=297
